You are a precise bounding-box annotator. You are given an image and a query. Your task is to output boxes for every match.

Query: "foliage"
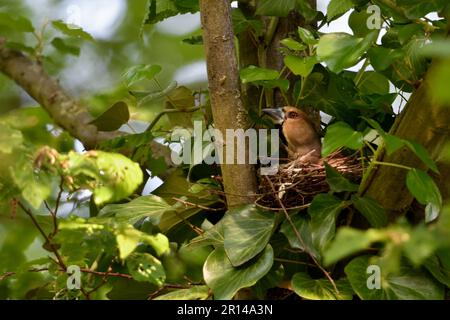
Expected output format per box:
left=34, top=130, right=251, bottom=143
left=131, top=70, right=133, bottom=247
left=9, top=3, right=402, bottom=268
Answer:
left=1, top=0, right=450, bottom=301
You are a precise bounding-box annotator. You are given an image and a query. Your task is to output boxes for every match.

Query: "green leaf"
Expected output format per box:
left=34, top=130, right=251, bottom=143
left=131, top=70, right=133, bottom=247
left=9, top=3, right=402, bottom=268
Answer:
left=280, top=38, right=306, bottom=51
left=0, top=13, right=34, bottom=32
left=368, top=46, right=403, bottom=72
left=240, top=66, right=279, bottom=83
left=309, top=193, right=345, bottom=252
left=351, top=195, right=388, bottom=228
left=97, top=195, right=174, bottom=225
left=324, top=228, right=387, bottom=266
left=349, top=9, right=372, bottom=37
left=90, top=101, right=130, bottom=131
left=256, top=0, right=296, bottom=17
left=223, top=205, right=276, bottom=266
left=51, top=20, right=94, bottom=41
left=127, top=253, right=166, bottom=287
left=324, top=162, right=359, bottom=192
left=189, top=218, right=225, bottom=248
left=406, top=169, right=442, bottom=222
left=203, top=245, right=274, bottom=300
left=327, top=0, right=354, bottom=22
left=357, top=71, right=390, bottom=95
left=292, top=272, right=354, bottom=300
left=144, top=0, right=197, bottom=25
left=122, top=64, right=162, bottom=87
left=345, top=255, right=444, bottom=300
left=154, top=285, right=210, bottom=300
left=317, top=32, right=377, bottom=73
left=280, top=214, right=320, bottom=259
left=297, top=27, right=317, bottom=45
left=322, top=122, right=364, bottom=157
left=404, top=141, right=439, bottom=173
left=50, top=37, right=80, bottom=56
left=284, top=55, right=318, bottom=77
left=424, top=255, right=450, bottom=289
left=64, top=151, right=143, bottom=206
left=0, top=125, right=23, bottom=154
left=403, top=226, right=438, bottom=266
left=182, top=35, right=203, bottom=45
left=384, top=134, right=406, bottom=155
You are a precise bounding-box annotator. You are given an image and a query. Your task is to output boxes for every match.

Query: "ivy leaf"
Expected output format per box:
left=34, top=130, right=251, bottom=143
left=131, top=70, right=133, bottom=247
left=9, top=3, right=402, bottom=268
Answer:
left=308, top=193, right=345, bottom=252
left=154, top=286, right=210, bottom=300
left=327, top=0, right=354, bottom=22
left=127, top=253, right=166, bottom=287
left=297, top=27, right=317, bottom=45
left=51, top=20, right=94, bottom=41
left=322, top=122, right=364, bottom=157
left=122, top=64, right=162, bottom=87
left=280, top=214, right=320, bottom=259
left=280, top=38, right=307, bottom=51
left=292, top=272, right=354, bottom=300
left=284, top=55, right=318, bottom=77
left=406, top=169, right=442, bottom=222
left=317, top=31, right=377, bottom=73
left=324, top=228, right=388, bottom=266
left=351, top=195, right=388, bottom=228
left=368, top=46, right=403, bottom=72
left=203, top=245, right=273, bottom=300
left=324, top=162, right=359, bottom=192
left=345, top=255, right=444, bottom=300
left=349, top=9, right=373, bottom=37
left=403, top=141, right=439, bottom=174
left=256, top=0, right=297, bottom=17
left=144, top=0, right=197, bottom=25
left=90, top=101, right=130, bottom=131
left=223, top=205, right=276, bottom=267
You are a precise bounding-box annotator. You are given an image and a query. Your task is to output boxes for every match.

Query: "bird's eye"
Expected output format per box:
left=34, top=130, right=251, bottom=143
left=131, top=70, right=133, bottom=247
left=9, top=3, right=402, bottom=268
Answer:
left=287, top=112, right=299, bottom=119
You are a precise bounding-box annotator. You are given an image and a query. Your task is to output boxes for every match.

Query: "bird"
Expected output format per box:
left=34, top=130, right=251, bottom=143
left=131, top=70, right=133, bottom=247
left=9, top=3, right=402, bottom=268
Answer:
left=263, top=106, right=322, bottom=163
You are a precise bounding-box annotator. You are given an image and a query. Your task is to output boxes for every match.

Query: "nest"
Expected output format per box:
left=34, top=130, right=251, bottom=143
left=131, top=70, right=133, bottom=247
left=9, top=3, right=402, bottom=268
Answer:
left=256, top=151, right=363, bottom=210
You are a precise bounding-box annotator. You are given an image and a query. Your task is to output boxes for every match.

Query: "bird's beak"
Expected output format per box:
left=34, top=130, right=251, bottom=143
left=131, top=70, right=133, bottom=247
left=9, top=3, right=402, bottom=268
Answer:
left=262, top=108, right=284, bottom=124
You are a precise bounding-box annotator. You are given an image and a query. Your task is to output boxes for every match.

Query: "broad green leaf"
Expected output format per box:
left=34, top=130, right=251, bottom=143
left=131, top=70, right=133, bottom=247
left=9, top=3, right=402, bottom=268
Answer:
left=351, top=195, right=388, bottom=228
left=406, top=169, right=442, bottom=222
left=90, top=101, right=130, bottom=131
left=223, top=205, right=276, bottom=266
left=4, top=41, right=35, bottom=54
left=292, top=272, right=354, bottom=300
left=297, top=27, right=317, bottom=45
left=203, top=245, right=273, bottom=300
left=368, top=46, right=403, bottom=72
left=232, top=8, right=263, bottom=36
left=189, top=218, right=225, bottom=248
left=403, top=225, right=438, bottom=266
left=324, top=162, right=359, bottom=192
left=324, top=227, right=387, bottom=266
left=154, top=285, right=210, bottom=300
left=349, top=9, right=372, bottom=37
left=384, top=134, right=405, bottom=155
left=280, top=214, right=320, bottom=259
left=0, top=13, right=34, bottom=32
left=240, top=66, right=279, bottom=83
left=345, top=255, right=444, bottom=300
left=404, top=141, right=439, bottom=173
left=357, top=71, right=390, bottom=95
left=424, top=255, right=450, bottom=289
left=309, top=193, right=345, bottom=252
left=327, top=0, right=353, bottom=22
left=322, top=122, right=364, bottom=157
left=317, top=32, right=377, bottom=73
left=280, top=38, right=306, bottom=51
left=64, top=151, right=143, bottom=206
left=122, top=64, right=162, bottom=87
left=0, top=125, right=23, bottom=154
left=255, top=0, right=296, bottom=17
left=50, top=37, right=80, bottom=56
left=144, top=0, right=198, bottom=25
left=51, top=20, right=94, bottom=41
left=97, top=195, right=174, bottom=225
left=284, top=55, right=318, bottom=77
left=396, top=0, right=447, bottom=20
left=127, top=253, right=166, bottom=287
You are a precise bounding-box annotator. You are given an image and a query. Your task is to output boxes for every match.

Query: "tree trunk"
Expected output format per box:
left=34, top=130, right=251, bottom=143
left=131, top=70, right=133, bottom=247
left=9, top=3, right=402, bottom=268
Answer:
left=361, top=61, right=450, bottom=215
left=199, top=0, right=258, bottom=207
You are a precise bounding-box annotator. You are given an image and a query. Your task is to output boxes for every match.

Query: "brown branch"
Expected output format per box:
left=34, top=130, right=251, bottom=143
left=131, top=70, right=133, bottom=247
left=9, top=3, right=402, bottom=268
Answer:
left=0, top=37, right=120, bottom=149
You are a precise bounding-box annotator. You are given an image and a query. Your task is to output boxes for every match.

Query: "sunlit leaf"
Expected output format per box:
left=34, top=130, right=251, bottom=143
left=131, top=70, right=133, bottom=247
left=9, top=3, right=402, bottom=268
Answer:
left=127, top=253, right=166, bottom=287
left=292, top=272, right=353, bottom=300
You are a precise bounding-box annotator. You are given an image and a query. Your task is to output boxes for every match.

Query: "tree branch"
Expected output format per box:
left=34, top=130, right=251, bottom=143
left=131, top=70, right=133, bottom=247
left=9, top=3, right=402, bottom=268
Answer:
left=0, top=37, right=120, bottom=149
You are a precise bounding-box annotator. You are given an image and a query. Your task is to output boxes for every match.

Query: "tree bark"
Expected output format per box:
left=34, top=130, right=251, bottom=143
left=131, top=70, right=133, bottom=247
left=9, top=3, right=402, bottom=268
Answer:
left=361, top=61, right=450, bottom=215
left=0, top=38, right=119, bottom=149
left=200, top=0, right=258, bottom=207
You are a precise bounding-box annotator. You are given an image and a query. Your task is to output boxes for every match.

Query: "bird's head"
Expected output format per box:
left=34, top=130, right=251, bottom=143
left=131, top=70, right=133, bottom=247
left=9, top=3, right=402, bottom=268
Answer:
left=262, top=106, right=309, bottom=125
